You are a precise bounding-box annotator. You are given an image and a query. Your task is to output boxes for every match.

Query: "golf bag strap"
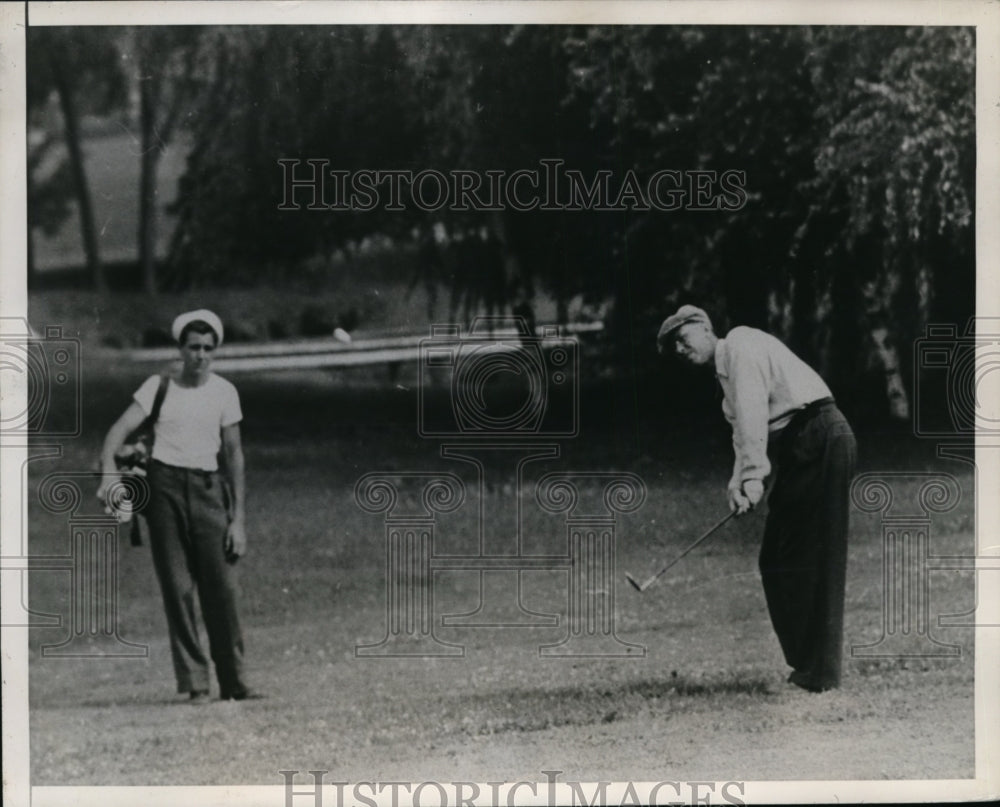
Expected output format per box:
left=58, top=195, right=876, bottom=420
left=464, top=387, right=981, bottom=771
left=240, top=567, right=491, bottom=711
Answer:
left=127, top=373, right=169, bottom=548
left=149, top=372, right=170, bottom=425
left=130, top=372, right=170, bottom=467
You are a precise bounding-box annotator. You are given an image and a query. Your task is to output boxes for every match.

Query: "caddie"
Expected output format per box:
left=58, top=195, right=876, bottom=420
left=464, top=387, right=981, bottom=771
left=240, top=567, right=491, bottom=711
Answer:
left=98, top=309, right=260, bottom=703
left=657, top=305, right=857, bottom=692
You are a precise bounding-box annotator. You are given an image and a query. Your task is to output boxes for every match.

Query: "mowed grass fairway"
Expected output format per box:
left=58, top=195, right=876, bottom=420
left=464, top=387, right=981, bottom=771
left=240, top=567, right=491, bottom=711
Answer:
left=27, top=345, right=975, bottom=785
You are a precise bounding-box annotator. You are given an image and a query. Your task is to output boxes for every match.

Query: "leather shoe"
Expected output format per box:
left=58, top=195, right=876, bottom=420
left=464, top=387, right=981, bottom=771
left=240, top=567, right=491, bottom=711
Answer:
left=222, top=689, right=265, bottom=701
left=787, top=670, right=829, bottom=693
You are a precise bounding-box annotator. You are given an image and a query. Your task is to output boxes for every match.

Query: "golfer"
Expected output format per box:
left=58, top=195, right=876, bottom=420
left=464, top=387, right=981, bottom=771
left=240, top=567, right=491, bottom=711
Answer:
left=658, top=305, right=856, bottom=692
left=98, top=309, right=257, bottom=703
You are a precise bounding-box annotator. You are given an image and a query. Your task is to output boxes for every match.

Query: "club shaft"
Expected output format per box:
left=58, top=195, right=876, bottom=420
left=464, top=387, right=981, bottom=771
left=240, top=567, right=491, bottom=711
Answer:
left=641, top=511, right=736, bottom=589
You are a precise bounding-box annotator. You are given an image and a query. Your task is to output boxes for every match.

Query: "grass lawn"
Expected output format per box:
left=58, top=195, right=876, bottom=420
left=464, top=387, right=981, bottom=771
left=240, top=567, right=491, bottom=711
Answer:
left=23, top=340, right=977, bottom=785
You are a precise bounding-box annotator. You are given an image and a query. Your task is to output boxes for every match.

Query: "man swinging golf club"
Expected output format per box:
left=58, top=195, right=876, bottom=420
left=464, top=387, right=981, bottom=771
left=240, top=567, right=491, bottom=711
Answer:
left=658, top=305, right=857, bottom=692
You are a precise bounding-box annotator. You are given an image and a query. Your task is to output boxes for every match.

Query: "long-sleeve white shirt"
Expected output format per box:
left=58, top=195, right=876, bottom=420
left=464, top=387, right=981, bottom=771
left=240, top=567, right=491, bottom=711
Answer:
left=715, top=326, right=833, bottom=486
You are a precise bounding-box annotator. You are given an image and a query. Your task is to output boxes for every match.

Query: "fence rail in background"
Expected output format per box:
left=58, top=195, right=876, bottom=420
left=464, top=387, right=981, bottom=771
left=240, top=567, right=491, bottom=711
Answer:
left=124, top=321, right=604, bottom=373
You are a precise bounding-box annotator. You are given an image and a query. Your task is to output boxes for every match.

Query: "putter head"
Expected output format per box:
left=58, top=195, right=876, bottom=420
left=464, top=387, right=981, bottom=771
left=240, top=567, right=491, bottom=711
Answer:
left=624, top=572, right=643, bottom=592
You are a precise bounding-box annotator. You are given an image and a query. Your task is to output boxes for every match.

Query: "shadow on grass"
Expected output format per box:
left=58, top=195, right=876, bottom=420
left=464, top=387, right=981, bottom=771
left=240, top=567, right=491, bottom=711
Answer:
left=619, top=676, right=775, bottom=698
left=442, top=674, right=776, bottom=737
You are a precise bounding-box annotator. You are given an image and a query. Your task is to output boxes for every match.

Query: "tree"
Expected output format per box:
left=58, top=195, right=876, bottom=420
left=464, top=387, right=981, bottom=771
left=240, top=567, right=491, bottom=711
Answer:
left=25, top=127, right=73, bottom=283
left=805, top=27, right=974, bottom=405
left=26, top=28, right=127, bottom=293
left=166, top=26, right=425, bottom=286
left=558, top=25, right=973, bottom=416
left=154, top=25, right=973, bottom=420
left=402, top=25, right=603, bottom=320
left=122, top=27, right=204, bottom=296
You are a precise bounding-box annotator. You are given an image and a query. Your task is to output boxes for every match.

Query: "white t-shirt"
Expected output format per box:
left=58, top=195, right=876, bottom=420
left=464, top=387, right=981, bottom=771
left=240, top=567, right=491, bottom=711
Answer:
left=133, top=373, right=242, bottom=471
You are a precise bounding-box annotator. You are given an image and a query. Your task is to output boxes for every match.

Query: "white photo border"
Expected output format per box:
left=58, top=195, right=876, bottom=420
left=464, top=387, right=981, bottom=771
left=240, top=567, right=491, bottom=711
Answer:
left=3, top=1, right=998, bottom=805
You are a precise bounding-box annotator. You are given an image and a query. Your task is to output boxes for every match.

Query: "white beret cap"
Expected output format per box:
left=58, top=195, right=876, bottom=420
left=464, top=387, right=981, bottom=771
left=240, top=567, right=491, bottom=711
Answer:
left=171, top=309, right=224, bottom=346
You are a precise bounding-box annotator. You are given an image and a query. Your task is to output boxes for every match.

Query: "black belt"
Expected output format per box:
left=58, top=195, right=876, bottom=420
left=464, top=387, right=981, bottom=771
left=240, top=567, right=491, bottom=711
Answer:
left=150, top=459, right=220, bottom=485
left=789, top=395, right=835, bottom=421
left=772, top=397, right=836, bottom=445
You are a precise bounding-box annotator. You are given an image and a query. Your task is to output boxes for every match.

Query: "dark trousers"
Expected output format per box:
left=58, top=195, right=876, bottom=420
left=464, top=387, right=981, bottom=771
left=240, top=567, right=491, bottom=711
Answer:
left=761, top=400, right=856, bottom=691
left=146, top=460, right=247, bottom=697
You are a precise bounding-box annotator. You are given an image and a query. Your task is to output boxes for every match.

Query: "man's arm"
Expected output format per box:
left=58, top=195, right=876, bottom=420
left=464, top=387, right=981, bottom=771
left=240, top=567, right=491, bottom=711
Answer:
left=221, top=422, right=247, bottom=560
left=723, top=337, right=771, bottom=513
left=96, top=402, right=147, bottom=502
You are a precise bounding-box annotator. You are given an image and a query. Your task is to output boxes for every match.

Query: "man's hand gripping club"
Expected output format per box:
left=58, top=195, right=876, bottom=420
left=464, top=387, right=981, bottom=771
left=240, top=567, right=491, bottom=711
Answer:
left=728, top=478, right=764, bottom=516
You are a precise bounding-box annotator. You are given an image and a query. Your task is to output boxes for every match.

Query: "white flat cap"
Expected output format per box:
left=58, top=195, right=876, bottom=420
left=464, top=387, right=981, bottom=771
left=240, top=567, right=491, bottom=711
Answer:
left=656, top=305, right=711, bottom=352
left=171, top=309, right=224, bottom=346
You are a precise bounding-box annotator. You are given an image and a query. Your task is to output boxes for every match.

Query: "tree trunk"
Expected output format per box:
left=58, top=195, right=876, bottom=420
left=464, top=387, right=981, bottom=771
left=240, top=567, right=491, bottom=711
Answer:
left=892, top=242, right=922, bottom=417
left=870, top=325, right=910, bottom=421
left=51, top=53, right=105, bottom=293
left=789, top=261, right=818, bottom=367
left=139, top=70, right=162, bottom=297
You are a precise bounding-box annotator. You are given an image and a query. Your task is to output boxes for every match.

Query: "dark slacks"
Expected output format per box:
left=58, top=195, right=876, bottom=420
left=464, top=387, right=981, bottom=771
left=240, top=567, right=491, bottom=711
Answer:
left=761, top=400, right=856, bottom=691
left=145, top=460, right=247, bottom=697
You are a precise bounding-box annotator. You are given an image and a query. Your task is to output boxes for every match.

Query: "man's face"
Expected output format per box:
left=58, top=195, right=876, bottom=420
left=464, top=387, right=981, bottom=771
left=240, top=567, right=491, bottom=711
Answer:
left=180, top=331, right=217, bottom=379
left=673, top=322, right=714, bottom=366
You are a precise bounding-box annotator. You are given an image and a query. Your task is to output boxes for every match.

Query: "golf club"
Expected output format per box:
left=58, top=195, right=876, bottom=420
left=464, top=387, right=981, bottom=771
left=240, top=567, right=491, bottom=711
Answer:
left=625, top=510, right=737, bottom=593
